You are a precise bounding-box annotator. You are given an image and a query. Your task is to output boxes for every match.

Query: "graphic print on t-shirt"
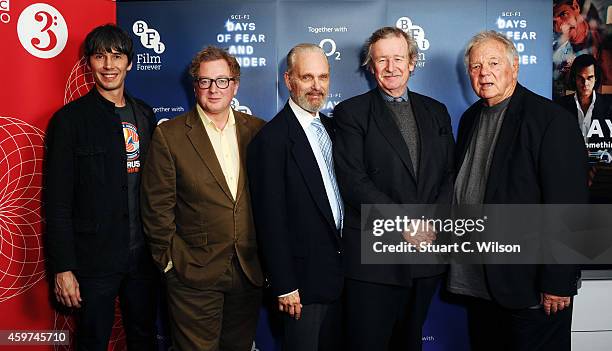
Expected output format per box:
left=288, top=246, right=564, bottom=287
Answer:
left=122, top=121, right=140, bottom=173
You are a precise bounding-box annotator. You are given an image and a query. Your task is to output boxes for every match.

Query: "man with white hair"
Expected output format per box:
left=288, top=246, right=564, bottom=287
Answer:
left=451, top=30, right=588, bottom=351
left=248, top=43, right=343, bottom=350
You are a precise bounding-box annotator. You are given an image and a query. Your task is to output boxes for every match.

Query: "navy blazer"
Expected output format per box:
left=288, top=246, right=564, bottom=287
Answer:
left=333, top=88, right=454, bottom=286
left=456, top=84, right=589, bottom=308
left=247, top=102, right=343, bottom=304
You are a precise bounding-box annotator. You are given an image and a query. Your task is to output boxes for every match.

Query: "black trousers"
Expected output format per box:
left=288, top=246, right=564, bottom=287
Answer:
left=344, top=276, right=439, bottom=351
left=76, top=247, right=159, bottom=351
left=467, top=297, right=573, bottom=351
left=282, top=299, right=343, bottom=351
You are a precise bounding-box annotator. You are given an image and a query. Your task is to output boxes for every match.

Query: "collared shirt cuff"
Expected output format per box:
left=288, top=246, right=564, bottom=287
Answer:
left=163, top=260, right=173, bottom=273
left=278, top=289, right=299, bottom=298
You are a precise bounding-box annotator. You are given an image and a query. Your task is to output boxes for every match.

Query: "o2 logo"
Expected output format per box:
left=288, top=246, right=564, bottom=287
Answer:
left=319, top=39, right=341, bottom=61
left=17, top=3, right=68, bottom=59
left=133, top=20, right=165, bottom=54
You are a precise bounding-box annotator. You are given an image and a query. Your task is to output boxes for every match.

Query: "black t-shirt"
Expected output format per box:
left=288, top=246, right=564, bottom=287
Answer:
left=115, top=103, right=144, bottom=249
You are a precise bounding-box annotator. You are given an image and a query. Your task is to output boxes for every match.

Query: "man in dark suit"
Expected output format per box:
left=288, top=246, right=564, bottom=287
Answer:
left=451, top=30, right=588, bottom=351
left=45, top=24, right=158, bottom=350
left=555, top=54, right=612, bottom=202
left=141, top=46, right=264, bottom=351
left=247, top=44, right=343, bottom=351
left=333, top=27, right=455, bottom=350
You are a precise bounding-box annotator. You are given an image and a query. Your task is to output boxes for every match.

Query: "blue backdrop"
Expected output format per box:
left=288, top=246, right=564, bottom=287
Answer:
left=117, top=1, right=553, bottom=349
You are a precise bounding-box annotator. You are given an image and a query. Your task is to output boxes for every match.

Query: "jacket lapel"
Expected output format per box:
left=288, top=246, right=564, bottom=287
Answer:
left=185, top=108, right=234, bottom=202
left=593, top=94, right=611, bottom=123
left=484, top=84, right=525, bottom=202
left=234, top=110, right=251, bottom=204
left=456, top=104, right=481, bottom=173
left=410, top=92, right=431, bottom=193
left=127, top=95, right=151, bottom=166
left=285, top=104, right=337, bottom=232
left=370, top=90, right=417, bottom=181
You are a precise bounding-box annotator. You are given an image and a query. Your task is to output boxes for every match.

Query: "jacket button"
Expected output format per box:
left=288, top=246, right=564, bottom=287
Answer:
left=121, top=185, right=127, bottom=191
left=337, top=250, right=341, bottom=254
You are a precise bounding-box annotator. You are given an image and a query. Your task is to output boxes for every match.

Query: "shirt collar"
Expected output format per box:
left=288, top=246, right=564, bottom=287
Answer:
left=196, top=104, right=235, bottom=131
left=90, top=87, right=131, bottom=110
left=574, top=91, right=597, bottom=110
left=288, top=98, right=320, bottom=130
left=378, top=87, right=409, bottom=102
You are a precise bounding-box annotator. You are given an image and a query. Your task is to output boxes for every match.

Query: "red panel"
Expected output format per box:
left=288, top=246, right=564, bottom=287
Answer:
left=0, top=1, right=115, bottom=350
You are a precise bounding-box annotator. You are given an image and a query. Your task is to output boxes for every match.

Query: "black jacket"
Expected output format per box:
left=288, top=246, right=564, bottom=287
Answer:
left=45, top=88, right=156, bottom=275
left=555, top=93, right=612, bottom=202
left=555, top=92, right=612, bottom=147
left=247, top=103, right=343, bottom=304
left=333, top=88, right=455, bottom=286
left=456, top=84, right=589, bottom=308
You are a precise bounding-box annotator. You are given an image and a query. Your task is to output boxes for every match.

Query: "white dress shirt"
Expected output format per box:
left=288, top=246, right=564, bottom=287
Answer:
left=574, top=91, right=597, bottom=142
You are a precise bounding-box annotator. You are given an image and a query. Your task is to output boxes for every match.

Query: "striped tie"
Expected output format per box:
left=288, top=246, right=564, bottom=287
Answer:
left=311, top=118, right=344, bottom=230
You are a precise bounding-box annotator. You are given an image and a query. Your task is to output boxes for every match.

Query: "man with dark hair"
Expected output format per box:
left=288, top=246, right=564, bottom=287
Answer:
left=557, top=54, right=605, bottom=139
left=453, top=30, right=588, bottom=351
left=248, top=43, right=343, bottom=351
left=556, top=54, right=612, bottom=202
left=141, top=46, right=265, bottom=350
left=45, top=24, right=158, bottom=350
left=333, top=26, right=454, bottom=350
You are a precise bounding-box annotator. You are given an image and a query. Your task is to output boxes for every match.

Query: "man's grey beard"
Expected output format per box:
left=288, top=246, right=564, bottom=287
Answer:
left=293, top=92, right=328, bottom=114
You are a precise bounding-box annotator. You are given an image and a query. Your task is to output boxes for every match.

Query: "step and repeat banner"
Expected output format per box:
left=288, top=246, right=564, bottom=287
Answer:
left=0, top=0, right=580, bottom=350
left=115, top=4, right=553, bottom=350
left=117, top=0, right=553, bottom=134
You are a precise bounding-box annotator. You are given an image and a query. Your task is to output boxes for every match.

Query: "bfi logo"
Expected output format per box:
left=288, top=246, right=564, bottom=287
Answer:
left=395, top=17, right=430, bottom=51
left=132, top=20, right=165, bottom=54
left=1, top=0, right=9, bottom=24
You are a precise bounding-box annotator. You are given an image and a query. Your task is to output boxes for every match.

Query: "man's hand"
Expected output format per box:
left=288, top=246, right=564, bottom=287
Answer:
left=54, top=271, right=82, bottom=308
left=541, top=293, right=571, bottom=316
left=402, top=227, right=436, bottom=246
left=278, top=290, right=302, bottom=320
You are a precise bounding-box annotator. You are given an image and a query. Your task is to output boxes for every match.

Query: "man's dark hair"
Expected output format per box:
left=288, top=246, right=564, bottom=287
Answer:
left=84, top=24, right=134, bottom=64
left=568, top=54, right=602, bottom=91
left=553, top=0, right=577, bottom=7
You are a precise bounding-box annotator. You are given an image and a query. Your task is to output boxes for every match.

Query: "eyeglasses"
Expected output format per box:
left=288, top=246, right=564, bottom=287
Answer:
left=194, top=77, right=236, bottom=89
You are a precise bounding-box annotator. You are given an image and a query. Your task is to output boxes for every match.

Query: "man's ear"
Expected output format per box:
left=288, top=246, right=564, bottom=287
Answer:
left=284, top=71, right=292, bottom=92
left=512, top=56, right=519, bottom=79
left=233, top=80, right=240, bottom=97
left=572, top=0, right=580, bottom=11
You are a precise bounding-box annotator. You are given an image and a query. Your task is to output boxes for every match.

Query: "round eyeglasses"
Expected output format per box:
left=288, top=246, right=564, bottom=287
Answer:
left=194, top=77, right=237, bottom=89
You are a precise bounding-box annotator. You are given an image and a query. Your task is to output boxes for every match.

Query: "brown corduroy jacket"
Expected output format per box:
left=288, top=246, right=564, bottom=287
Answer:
left=141, top=108, right=265, bottom=289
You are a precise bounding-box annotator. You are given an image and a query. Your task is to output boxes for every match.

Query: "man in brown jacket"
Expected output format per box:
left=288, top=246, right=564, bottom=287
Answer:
left=141, top=46, right=264, bottom=351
